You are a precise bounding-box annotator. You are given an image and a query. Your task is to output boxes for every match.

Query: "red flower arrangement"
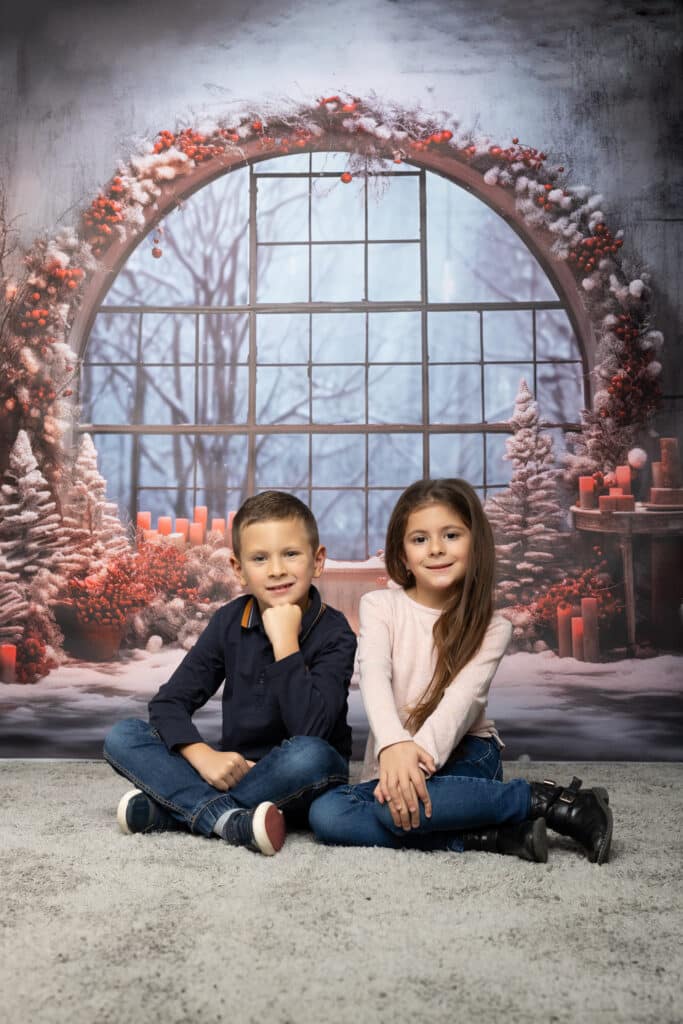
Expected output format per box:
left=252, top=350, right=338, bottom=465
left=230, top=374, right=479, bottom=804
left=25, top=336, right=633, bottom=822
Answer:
left=15, top=626, right=58, bottom=685
left=533, top=554, right=623, bottom=635
left=135, top=541, right=199, bottom=603
left=66, top=553, right=155, bottom=626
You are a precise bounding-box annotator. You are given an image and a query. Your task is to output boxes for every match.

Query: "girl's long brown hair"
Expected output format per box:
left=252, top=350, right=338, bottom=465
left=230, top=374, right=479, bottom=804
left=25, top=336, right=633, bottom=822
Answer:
left=384, top=479, right=496, bottom=733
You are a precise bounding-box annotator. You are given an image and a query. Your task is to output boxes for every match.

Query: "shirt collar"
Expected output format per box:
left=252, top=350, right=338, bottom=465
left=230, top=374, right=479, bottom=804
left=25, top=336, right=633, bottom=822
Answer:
left=240, top=585, right=322, bottom=636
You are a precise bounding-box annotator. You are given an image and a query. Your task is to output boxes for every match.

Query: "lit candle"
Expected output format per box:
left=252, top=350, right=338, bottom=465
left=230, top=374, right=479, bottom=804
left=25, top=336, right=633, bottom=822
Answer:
left=211, top=518, right=226, bottom=534
left=615, top=465, right=632, bottom=494
left=136, top=511, right=152, bottom=531
left=175, top=518, right=189, bottom=540
left=194, top=506, right=208, bottom=528
left=581, top=598, right=599, bottom=662
left=556, top=603, right=573, bottom=658
left=157, top=516, right=172, bottom=536
left=0, top=643, right=17, bottom=684
left=578, top=476, right=597, bottom=509
left=189, top=522, right=205, bottom=546
left=571, top=617, right=585, bottom=661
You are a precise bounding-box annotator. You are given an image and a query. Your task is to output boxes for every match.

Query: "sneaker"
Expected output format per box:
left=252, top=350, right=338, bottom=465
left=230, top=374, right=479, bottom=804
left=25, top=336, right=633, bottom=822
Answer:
left=116, top=788, right=185, bottom=835
left=221, top=802, right=286, bottom=856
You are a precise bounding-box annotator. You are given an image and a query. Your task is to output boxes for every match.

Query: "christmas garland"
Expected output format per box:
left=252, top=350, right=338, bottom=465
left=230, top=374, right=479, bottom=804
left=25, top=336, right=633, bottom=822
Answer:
left=0, top=94, right=664, bottom=486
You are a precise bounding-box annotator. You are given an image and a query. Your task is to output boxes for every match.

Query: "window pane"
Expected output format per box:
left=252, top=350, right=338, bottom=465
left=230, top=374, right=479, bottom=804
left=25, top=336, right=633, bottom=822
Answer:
left=484, top=364, right=534, bottom=421
left=312, top=313, right=365, bottom=363
left=429, top=364, right=482, bottom=424
left=368, top=243, right=420, bottom=301
left=257, top=245, right=309, bottom=303
left=137, top=489, right=194, bottom=522
left=430, top=433, right=484, bottom=483
left=257, top=153, right=310, bottom=173
left=257, top=366, right=310, bottom=424
left=368, top=434, right=422, bottom=486
left=311, top=152, right=355, bottom=172
left=197, top=365, right=248, bottom=424
left=139, top=365, right=195, bottom=425
left=81, top=365, right=136, bottom=424
left=257, top=313, right=309, bottom=364
left=428, top=312, right=480, bottom=362
left=311, top=177, right=365, bottom=241
left=142, top=313, right=195, bottom=364
left=483, top=311, right=533, bottom=360
left=485, top=434, right=513, bottom=486
left=536, top=309, right=581, bottom=360
left=86, top=312, right=137, bottom=363
left=139, top=435, right=195, bottom=488
left=255, top=434, right=309, bottom=488
left=368, top=175, right=420, bottom=240
left=312, top=434, right=365, bottom=486
left=312, top=366, right=365, bottom=424
left=427, top=173, right=557, bottom=303
left=90, top=433, right=133, bottom=519
left=200, top=313, right=249, bottom=364
left=192, top=489, right=244, bottom=524
left=368, top=365, right=421, bottom=424
left=368, top=312, right=421, bottom=362
left=311, top=244, right=365, bottom=301
left=256, top=177, right=309, bottom=243
left=312, top=489, right=365, bottom=560
left=195, top=435, right=249, bottom=493
left=103, top=169, right=249, bottom=306
left=368, top=489, right=404, bottom=553
left=537, top=363, right=584, bottom=422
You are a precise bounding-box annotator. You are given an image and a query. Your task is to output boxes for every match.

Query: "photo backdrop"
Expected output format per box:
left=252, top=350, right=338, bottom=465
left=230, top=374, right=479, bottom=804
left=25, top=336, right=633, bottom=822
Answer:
left=1, top=0, right=681, bottom=760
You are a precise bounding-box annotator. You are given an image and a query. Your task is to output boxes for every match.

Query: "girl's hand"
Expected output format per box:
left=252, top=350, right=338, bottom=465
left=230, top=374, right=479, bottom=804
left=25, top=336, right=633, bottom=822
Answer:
left=377, top=742, right=436, bottom=830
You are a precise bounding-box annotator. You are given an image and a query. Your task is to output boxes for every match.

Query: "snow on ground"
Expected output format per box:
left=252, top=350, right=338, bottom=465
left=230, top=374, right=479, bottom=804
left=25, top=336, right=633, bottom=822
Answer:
left=0, top=647, right=681, bottom=761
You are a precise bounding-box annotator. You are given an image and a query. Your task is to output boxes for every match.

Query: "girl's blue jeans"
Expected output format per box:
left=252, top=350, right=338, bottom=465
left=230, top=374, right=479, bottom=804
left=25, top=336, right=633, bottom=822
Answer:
left=309, top=735, right=532, bottom=852
left=103, top=718, right=349, bottom=837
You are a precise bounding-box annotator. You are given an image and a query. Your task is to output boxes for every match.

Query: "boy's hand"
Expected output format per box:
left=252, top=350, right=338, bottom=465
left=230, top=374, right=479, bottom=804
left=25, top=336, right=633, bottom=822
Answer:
left=179, top=743, right=252, bottom=791
left=262, top=604, right=302, bottom=661
left=376, top=741, right=436, bottom=831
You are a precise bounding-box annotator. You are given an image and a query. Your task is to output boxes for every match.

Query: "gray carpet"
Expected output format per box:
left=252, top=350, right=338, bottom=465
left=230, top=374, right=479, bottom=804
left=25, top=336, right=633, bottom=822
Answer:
left=1, top=760, right=681, bottom=1024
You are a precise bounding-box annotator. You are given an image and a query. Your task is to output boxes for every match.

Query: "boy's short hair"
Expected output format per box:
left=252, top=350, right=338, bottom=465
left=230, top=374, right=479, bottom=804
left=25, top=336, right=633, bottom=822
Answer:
left=232, top=491, right=320, bottom=559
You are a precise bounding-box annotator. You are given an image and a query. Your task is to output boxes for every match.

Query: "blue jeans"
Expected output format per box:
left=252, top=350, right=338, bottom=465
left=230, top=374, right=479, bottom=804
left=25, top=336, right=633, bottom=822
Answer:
left=309, top=736, right=531, bottom=852
left=103, top=719, right=349, bottom=837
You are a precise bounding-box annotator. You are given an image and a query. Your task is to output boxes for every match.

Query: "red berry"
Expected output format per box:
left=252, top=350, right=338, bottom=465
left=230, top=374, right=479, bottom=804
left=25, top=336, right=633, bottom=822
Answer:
left=340, top=172, right=352, bottom=184
left=152, top=247, right=162, bottom=259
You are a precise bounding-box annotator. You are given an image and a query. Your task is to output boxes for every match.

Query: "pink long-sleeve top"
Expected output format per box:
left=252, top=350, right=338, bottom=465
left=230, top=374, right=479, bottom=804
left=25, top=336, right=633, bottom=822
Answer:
left=358, top=587, right=513, bottom=782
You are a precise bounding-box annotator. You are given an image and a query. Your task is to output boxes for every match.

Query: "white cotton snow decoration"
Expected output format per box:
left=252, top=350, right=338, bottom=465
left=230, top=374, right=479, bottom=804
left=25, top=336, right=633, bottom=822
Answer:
left=645, top=361, right=662, bottom=378
left=593, top=390, right=611, bottom=411
left=547, top=188, right=564, bottom=203
left=629, top=279, right=645, bottom=298
left=146, top=635, right=163, bottom=653
left=627, top=447, right=648, bottom=469
left=642, top=330, right=664, bottom=351
left=515, top=175, right=529, bottom=193
left=483, top=167, right=499, bottom=186
left=582, top=275, right=598, bottom=291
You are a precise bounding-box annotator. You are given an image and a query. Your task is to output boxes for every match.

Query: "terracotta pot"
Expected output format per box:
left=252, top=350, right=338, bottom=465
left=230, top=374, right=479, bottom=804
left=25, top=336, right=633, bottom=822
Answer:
left=54, top=603, right=125, bottom=661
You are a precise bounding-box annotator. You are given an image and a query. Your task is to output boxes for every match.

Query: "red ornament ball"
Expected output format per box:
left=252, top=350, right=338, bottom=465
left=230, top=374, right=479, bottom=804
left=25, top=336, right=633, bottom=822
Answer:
left=340, top=172, right=353, bottom=184
left=152, top=247, right=163, bottom=259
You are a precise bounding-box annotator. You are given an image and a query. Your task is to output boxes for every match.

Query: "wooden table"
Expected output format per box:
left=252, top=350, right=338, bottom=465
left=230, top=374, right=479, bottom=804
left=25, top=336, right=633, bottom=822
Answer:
left=571, top=505, right=683, bottom=649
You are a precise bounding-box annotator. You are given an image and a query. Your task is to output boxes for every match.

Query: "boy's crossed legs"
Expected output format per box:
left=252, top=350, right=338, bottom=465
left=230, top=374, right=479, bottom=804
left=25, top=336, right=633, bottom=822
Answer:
left=103, top=719, right=348, bottom=855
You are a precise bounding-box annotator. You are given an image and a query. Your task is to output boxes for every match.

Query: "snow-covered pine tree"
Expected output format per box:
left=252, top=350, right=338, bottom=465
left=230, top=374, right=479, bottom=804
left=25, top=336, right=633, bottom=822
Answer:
left=59, top=433, right=131, bottom=578
left=0, top=552, right=28, bottom=643
left=0, top=430, right=63, bottom=581
left=485, top=379, right=567, bottom=609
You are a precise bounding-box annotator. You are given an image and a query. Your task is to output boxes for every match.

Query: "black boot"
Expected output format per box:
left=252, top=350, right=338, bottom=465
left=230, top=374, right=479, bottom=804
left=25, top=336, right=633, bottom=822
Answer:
left=462, top=818, right=548, bottom=863
left=528, top=776, right=613, bottom=864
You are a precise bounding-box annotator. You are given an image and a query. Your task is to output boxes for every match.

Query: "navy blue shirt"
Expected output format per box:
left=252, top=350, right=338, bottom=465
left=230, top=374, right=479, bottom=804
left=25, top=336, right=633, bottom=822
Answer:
left=149, top=586, right=356, bottom=761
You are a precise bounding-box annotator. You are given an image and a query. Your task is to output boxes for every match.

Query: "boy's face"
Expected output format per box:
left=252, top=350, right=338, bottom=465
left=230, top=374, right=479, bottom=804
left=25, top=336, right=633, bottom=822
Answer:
left=230, top=517, right=326, bottom=613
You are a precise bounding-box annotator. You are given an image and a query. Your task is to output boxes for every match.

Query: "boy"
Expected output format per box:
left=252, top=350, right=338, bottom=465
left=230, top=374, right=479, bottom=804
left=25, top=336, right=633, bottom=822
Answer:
left=104, top=491, right=356, bottom=855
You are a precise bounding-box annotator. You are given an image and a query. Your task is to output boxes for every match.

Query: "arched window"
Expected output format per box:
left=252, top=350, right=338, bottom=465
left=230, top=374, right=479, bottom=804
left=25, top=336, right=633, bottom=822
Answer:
left=80, top=152, right=585, bottom=559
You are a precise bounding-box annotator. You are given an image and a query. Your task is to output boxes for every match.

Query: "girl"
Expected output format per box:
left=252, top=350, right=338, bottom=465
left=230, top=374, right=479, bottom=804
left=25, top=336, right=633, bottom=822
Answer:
left=309, top=479, right=613, bottom=863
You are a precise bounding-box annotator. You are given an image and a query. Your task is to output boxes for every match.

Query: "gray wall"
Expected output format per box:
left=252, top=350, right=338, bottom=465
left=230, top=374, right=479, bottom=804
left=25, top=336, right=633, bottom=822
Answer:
left=1, top=0, right=681, bottom=433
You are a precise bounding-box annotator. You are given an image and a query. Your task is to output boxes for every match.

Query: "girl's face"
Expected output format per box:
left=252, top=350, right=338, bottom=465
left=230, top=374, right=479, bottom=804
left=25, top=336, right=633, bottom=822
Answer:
left=402, top=501, right=472, bottom=609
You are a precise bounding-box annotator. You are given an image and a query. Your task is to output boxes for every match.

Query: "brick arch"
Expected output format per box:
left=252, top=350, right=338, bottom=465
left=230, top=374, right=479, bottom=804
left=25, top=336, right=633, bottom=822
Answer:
left=69, top=131, right=595, bottom=389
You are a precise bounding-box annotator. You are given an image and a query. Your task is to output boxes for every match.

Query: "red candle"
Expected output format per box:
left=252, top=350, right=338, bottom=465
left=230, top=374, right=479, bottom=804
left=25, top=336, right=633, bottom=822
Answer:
left=581, top=598, right=599, bottom=662
left=194, top=506, right=208, bottom=528
left=571, top=617, right=585, bottom=661
left=143, top=529, right=161, bottom=544
left=189, top=523, right=205, bottom=546
left=157, top=516, right=172, bottom=536
left=136, top=511, right=152, bottom=530
left=0, top=643, right=17, bottom=684
left=615, top=465, right=632, bottom=494
left=578, top=476, right=597, bottom=509
left=614, top=495, right=635, bottom=511
left=599, top=496, right=616, bottom=512
left=660, top=438, right=681, bottom=487
left=211, top=518, right=226, bottom=534
left=556, top=604, right=573, bottom=658
left=609, top=487, right=623, bottom=496
left=175, top=518, right=189, bottom=540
